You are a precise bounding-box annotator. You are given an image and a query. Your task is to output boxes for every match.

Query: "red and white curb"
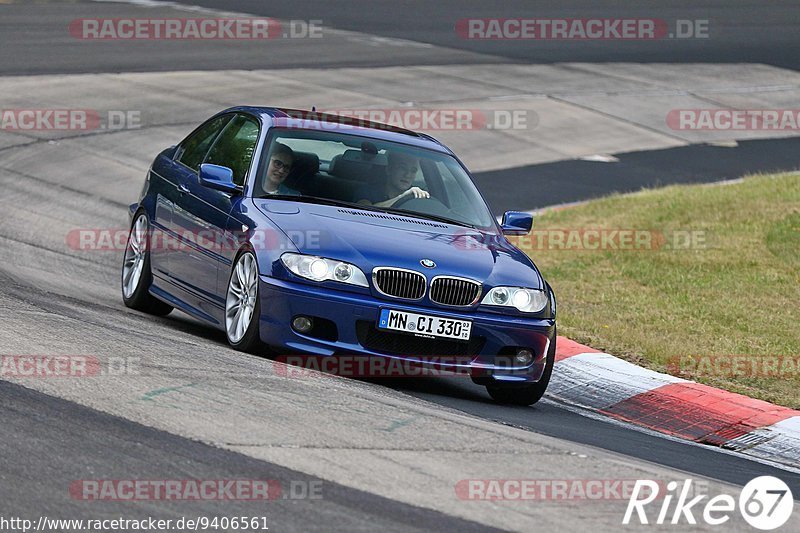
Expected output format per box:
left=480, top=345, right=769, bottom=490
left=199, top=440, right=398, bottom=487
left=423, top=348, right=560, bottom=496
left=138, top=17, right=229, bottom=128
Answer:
left=551, top=337, right=800, bottom=469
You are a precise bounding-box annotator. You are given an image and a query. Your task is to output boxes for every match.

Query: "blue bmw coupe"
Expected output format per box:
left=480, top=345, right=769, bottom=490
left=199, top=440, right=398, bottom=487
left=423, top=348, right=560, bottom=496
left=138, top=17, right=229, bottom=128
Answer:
left=122, top=107, right=557, bottom=405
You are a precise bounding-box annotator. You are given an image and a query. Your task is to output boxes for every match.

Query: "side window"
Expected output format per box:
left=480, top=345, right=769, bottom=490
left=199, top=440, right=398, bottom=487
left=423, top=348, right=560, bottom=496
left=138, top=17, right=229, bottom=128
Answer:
left=203, top=115, right=260, bottom=186
left=178, top=114, right=232, bottom=172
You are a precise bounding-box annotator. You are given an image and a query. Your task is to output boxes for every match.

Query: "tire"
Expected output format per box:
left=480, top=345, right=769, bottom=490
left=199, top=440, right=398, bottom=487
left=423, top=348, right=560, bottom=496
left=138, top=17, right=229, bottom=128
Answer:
left=121, top=212, right=173, bottom=316
left=224, top=251, right=263, bottom=353
left=486, top=332, right=556, bottom=406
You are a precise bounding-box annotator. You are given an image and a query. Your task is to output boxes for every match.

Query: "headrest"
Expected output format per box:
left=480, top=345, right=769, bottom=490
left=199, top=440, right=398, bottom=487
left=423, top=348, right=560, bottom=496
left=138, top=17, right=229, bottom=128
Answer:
left=329, top=158, right=384, bottom=183
left=289, top=151, right=319, bottom=176
left=284, top=151, right=319, bottom=191
left=339, top=149, right=388, bottom=165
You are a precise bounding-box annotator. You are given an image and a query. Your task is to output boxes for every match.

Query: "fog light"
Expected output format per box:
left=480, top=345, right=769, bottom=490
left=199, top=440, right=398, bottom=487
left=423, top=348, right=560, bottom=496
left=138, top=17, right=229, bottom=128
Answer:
left=292, top=316, right=313, bottom=333
left=514, top=349, right=533, bottom=366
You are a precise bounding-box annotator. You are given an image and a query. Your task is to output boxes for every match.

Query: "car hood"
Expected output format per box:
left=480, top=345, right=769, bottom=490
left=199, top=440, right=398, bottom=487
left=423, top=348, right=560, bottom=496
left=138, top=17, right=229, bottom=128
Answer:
left=255, top=200, right=543, bottom=289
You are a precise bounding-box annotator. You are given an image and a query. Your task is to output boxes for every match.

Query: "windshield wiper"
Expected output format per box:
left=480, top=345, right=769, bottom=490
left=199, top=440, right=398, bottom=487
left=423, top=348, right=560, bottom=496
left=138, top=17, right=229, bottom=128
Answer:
left=258, top=194, right=361, bottom=209
left=379, top=207, right=478, bottom=229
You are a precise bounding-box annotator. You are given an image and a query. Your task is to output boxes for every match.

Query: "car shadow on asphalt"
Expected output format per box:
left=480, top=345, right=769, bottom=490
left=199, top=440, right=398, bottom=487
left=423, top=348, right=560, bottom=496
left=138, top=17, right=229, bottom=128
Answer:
left=157, top=311, right=540, bottom=408
left=364, top=375, right=488, bottom=401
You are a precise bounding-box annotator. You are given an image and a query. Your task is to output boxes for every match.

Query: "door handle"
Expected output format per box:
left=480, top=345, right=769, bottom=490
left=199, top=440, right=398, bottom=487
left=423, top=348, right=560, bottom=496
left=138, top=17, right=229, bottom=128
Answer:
left=178, top=183, right=190, bottom=194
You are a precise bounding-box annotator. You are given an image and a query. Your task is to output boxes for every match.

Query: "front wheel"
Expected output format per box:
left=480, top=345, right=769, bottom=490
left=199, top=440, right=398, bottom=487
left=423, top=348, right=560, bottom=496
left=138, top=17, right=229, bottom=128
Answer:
left=486, top=333, right=556, bottom=406
left=225, top=251, right=263, bottom=353
left=121, top=212, right=173, bottom=316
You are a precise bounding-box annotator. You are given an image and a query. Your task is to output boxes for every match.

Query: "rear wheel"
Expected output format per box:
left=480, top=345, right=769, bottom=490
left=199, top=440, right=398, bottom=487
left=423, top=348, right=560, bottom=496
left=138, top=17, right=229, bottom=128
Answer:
left=486, top=333, right=556, bottom=406
left=225, top=251, right=263, bottom=353
left=121, top=213, right=173, bottom=316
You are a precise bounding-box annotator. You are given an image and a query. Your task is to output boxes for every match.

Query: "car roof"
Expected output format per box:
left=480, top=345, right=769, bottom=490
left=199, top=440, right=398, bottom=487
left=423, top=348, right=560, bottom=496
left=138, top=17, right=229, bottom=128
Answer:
left=221, top=106, right=454, bottom=154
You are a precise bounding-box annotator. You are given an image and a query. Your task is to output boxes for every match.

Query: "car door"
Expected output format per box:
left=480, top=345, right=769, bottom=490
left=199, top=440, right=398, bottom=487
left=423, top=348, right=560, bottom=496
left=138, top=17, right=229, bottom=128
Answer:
left=163, top=112, right=232, bottom=277
left=160, top=113, right=233, bottom=314
left=170, top=113, right=260, bottom=320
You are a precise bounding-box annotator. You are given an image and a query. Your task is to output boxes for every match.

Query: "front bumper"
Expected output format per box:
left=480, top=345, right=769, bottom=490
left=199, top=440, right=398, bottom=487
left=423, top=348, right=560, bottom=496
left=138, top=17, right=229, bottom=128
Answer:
left=258, top=275, right=555, bottom=384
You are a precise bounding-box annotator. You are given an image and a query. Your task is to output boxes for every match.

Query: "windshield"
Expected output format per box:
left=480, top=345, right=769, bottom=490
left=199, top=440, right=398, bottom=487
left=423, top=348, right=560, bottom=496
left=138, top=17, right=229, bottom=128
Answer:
left=254, top=128, right=496, bottom=230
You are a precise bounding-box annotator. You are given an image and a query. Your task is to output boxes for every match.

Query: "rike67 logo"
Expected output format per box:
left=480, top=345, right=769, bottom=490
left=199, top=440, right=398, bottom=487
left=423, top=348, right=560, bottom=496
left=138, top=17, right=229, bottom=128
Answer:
left=624, top=476, right=793, bottom=529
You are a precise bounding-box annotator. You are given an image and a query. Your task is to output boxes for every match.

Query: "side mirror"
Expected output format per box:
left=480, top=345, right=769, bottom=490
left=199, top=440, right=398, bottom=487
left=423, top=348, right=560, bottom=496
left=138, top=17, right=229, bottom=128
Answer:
left=501, top=211, right=533, bottom=235
left=199, top=164, right=240, bottom=194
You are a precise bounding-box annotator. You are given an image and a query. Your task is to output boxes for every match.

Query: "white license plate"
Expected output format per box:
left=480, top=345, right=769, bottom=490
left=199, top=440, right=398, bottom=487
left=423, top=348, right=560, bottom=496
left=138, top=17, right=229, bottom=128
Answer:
left=378, top=309, right=472, bottom=341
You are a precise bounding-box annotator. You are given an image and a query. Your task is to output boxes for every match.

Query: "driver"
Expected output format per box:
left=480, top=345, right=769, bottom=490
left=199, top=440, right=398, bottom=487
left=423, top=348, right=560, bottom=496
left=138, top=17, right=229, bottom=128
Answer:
left=356, top=151, right=430, bottom=207
left=263, top=142, right=299, bottom=195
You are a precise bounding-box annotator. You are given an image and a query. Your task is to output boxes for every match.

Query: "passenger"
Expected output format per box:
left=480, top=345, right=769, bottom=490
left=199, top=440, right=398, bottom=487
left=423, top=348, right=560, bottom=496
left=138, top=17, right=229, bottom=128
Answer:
left=356, top=151, right=430, bottom=207
left=263, top=143, right=299, bottom=195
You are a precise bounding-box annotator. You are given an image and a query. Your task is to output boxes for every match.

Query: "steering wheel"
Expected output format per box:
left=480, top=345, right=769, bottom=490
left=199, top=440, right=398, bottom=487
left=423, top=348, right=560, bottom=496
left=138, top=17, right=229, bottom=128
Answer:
left=392, top=196, right=451, bottom=216
left=391, top=192, right=426, bottom=209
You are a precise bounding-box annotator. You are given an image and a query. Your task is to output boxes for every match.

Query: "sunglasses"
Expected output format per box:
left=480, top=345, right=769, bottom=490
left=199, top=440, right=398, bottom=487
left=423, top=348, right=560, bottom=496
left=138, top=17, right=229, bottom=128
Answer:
left=271, top=158, right=292, bottom=171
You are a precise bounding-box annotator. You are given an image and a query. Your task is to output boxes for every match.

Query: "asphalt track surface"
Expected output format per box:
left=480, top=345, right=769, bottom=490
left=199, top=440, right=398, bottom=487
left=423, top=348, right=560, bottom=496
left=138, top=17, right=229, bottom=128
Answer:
left=0, top=380, right=498, bottom=533
left=2, top=0, right=800, bottom=530
left=175, top=0, right=800, bottom=69
left=3, top=0, right=799, bottom=73
left=384, top=377, right=800, bottom=493
left=478, top=136, right=800, bottom=212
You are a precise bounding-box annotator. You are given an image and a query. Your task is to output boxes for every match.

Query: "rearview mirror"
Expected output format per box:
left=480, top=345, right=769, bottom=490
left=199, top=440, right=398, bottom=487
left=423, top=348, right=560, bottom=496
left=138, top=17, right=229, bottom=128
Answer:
left=199, top=164, right=240, bottom=194
left=501, top=211, right=533, bottom=235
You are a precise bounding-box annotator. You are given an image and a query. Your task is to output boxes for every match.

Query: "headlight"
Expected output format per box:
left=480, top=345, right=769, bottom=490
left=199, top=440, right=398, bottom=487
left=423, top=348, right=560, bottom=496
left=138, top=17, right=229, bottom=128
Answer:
left=281, top=253, right=369, bottom=287
left=482, top=287, right=548, bottom=313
